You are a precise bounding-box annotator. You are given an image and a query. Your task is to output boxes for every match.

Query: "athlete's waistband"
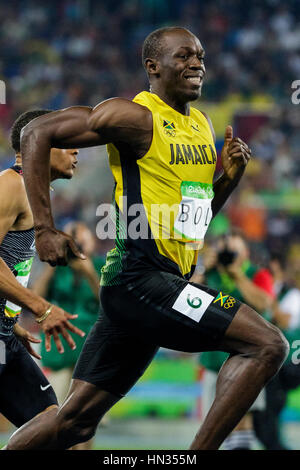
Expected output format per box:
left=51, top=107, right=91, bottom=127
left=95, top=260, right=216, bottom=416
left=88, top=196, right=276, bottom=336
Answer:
left=127, top=245, right=194, bottom=276
left=0, top=308, right=18, bottom=337
left=101, top=245, right=195, bottom=288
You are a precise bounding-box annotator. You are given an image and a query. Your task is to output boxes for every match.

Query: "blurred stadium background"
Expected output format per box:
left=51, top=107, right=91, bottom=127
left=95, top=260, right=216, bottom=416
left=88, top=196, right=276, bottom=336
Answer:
left=1, top=0, right=300, bottom=449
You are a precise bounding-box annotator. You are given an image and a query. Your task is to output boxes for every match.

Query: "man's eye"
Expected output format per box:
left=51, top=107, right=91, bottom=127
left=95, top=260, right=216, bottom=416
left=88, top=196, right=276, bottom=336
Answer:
left=180, top=55, right=188, bottom=59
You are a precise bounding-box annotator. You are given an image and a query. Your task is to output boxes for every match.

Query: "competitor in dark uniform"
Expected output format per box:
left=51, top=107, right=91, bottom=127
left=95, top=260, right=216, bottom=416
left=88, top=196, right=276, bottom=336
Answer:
left=0, top=110, right=84, bottom=427
left=6, top=27, right=288, bottom=450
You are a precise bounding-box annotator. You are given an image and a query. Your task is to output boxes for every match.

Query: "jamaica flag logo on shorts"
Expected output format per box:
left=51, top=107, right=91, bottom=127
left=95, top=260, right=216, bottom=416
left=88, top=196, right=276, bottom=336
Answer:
left=213, top=292, right=236, bottom=309
left=163, top=120, right=176, bottom=137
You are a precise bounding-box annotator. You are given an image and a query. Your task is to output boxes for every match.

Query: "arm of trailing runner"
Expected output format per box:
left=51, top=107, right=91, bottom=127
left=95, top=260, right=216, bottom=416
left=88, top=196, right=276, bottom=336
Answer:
left=13, top=323, right=42, bottom=361
left=0, top=257, right=49, bottom=317
left=0, top=257, right=85, bottom=352
left=211, top=126, right=251, bottom=218
left=35, top=305, right=53, bottom=323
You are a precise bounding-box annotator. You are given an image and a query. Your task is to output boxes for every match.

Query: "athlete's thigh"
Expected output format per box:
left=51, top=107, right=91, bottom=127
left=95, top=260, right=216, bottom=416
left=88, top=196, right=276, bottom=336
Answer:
left=101, top=271, right=241, bottom=353
left=218, top=303, right=285, bottom=354
left=0, top=337, right=57, bottom=427
left=73, top=312, right=159, bottom=397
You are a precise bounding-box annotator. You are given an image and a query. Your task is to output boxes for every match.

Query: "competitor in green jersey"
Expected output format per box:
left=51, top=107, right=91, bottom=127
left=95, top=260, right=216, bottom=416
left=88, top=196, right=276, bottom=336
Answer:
left=6, top=27, right=288, bottom=451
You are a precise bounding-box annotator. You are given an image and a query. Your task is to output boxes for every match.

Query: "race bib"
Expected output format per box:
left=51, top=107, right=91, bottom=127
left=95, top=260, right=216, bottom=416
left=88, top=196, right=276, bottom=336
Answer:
left=173, top=181, right=214, bottom=249
left=172, top=284, right=214, bottom=322
left=4, top=258, right=34, bottom=318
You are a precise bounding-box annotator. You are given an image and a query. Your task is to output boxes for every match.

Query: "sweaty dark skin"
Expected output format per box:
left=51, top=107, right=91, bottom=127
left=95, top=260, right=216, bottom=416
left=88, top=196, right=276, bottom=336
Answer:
left=5, top=28, right=288, bottom=450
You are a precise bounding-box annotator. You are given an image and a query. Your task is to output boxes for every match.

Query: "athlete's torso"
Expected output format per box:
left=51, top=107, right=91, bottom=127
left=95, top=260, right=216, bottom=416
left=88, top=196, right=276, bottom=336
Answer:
left=0, top=166, right=35, bottom=336
left=102, top=92, right=217, bottom=284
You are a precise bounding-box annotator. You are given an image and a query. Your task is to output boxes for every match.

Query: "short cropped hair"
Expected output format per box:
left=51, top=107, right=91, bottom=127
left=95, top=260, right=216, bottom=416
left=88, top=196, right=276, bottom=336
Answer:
left=142, top=26, right=191, bottom=69
left=10, top=109, right=52, bottom=152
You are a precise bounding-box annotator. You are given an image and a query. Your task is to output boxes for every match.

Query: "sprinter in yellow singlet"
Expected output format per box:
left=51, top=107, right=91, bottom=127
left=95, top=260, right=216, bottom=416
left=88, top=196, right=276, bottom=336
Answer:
left=6, top=27, right=288, bottom=451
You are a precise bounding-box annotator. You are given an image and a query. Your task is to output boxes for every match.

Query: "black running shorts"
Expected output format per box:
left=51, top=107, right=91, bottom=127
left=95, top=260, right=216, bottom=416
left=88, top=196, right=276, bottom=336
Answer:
left=0, top=334, right=58, bottom=427
left=73, top=270, right=241, bottom=397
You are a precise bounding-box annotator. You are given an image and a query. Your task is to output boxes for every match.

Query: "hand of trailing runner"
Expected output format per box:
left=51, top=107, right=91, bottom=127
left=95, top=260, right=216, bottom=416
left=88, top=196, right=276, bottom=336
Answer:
left=36, top=304, right=86, bottom=353
left=35, top=304, right=53, bottom=323
left=13, top=322, right=42, bottom=360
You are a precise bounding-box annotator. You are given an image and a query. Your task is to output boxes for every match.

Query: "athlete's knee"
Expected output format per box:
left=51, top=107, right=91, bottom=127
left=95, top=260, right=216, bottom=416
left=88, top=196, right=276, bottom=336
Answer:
left=63, top=419, right=97, bottom=444
left=56, top=407, right=99, bottom=447
left=35, top=404, right=58, bottom=419
left=54, top=385, right=118, bottom=448
left=247, top=313, right=290, bottom=371
left=259, top=326, right=289, bottom=370
left=229, top=304, right=289, bottom=371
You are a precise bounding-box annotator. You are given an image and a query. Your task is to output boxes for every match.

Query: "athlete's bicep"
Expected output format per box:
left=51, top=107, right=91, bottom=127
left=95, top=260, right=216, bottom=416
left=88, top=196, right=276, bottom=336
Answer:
left=22, top=100, right=152, bottom=150
left=88, top=98, right=153, bottom=148
left=22, top=106, right=104, bottom=149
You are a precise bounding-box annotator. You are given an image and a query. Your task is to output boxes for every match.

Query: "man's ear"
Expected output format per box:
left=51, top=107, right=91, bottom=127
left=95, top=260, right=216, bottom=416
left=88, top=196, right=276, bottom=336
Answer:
left=144, top=58, right=160, bottom=77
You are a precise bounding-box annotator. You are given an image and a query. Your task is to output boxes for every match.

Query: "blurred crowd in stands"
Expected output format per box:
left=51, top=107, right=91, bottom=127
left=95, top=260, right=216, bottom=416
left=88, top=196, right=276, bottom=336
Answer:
left=0, top=0, right=300, bottom=261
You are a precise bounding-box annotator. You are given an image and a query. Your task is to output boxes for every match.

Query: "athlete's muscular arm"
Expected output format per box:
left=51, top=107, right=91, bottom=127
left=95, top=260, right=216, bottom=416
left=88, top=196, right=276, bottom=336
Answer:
left=0, top=253, right=85, bottom=354
left=0, top=173, right=85, bottom=353
left=0, top=172, right=48, bottom=314
left=21, top=99, right=152, bottom=266
left=210, top=124, right=251, bottom=217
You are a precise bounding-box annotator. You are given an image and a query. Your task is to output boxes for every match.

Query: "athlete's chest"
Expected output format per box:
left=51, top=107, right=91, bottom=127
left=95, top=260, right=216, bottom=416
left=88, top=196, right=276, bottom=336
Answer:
left=139, top=111, right=217, bottom=182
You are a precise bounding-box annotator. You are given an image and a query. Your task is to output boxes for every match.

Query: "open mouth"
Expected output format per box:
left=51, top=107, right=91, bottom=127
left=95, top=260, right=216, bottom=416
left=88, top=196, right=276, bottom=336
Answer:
left=184, top=75, right=203, bottom=86
left=184, top=71, right=203, bottom=87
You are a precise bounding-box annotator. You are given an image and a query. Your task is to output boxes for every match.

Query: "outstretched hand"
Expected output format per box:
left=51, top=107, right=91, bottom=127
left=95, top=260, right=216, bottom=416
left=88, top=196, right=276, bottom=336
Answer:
left=221, top=126, right=251, bottom=181
left=13, top=323, right=42, bottom=360
left=36, top=227, right=86, bottom=266
left=39, top=304, right=86, bottom=353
